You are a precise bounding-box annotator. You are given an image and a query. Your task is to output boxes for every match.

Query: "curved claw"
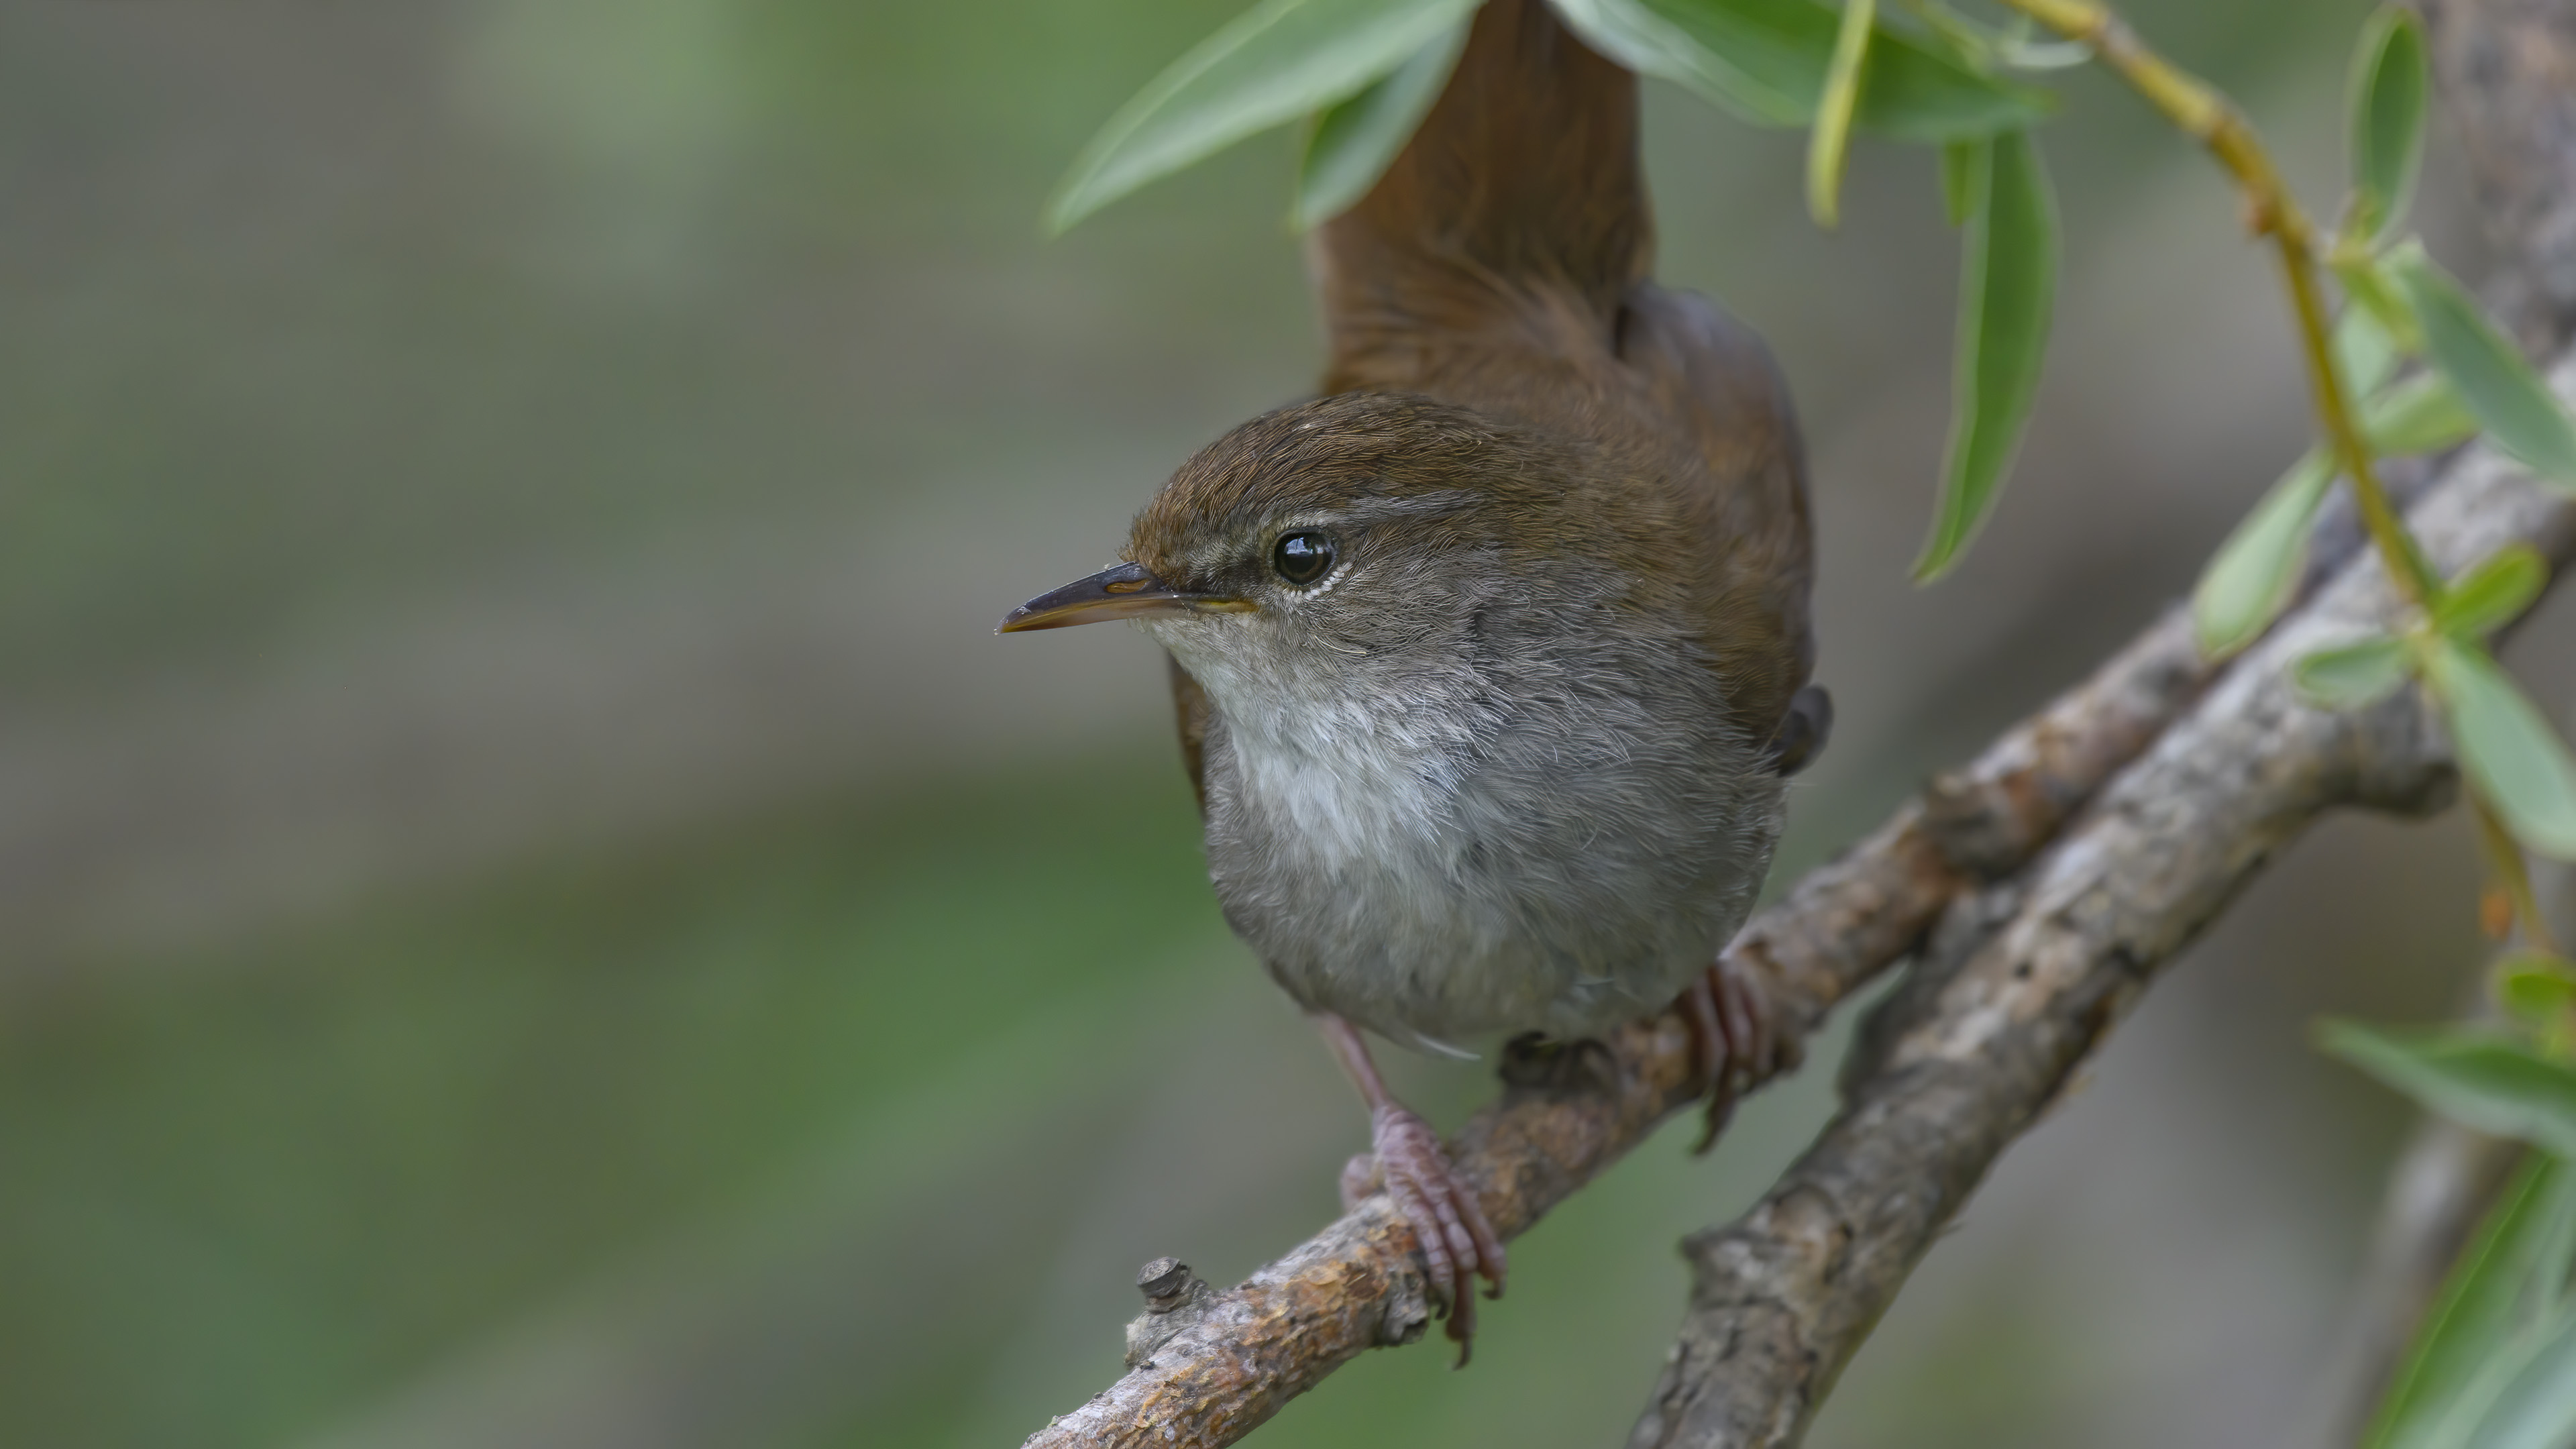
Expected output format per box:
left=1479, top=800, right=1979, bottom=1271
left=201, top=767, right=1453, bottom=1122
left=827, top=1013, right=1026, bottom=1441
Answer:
left=1362, top=1104, right=1506, bottom=1364
left=1680, top=959, right=1786, bottom=1155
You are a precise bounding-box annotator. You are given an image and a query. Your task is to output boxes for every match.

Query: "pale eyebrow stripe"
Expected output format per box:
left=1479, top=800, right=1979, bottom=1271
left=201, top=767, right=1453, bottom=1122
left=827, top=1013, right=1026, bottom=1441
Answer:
left=1305, top=490, right=1481, bottom=527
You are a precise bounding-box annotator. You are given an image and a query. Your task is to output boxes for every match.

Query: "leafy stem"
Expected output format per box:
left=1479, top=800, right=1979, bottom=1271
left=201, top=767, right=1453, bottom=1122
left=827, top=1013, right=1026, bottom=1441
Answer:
left=1992, top=0, right=2442, bottom=614
left=2473, top=793, right=2561, bottom=957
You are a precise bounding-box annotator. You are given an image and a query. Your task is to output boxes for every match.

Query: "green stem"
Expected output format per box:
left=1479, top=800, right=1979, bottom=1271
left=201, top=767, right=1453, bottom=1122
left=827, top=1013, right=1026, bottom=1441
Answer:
left=1993, top=0, right=2445, bottom=614
left=2473, top=794, right=2561, bottom=957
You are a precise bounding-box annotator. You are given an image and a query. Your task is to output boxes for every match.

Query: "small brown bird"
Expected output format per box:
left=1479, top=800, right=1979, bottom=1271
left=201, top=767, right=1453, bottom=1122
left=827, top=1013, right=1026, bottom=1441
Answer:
left=1002, top=0, right=1823, bottom=1352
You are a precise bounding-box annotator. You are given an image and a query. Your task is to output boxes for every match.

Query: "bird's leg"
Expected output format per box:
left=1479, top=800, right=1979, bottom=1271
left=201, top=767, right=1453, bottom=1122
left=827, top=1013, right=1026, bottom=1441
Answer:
left=1314, top=1012, right=1506, bottom=1359
left=1676, top=956, right=1791, bottom=1154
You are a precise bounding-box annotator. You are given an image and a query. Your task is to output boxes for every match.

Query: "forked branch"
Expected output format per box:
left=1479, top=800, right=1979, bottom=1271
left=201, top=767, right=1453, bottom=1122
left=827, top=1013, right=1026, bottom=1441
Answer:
left=1022, top=3, right=2576, bottom=1444
left=1628, top=382, right=2576, bottom=1449
left=1023, top=549, right=2218, bottom=1449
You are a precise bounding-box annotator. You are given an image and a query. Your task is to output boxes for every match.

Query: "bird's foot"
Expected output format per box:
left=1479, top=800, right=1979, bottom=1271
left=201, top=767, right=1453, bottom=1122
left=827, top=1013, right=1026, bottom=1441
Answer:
left=1676, top=957, right=1796, bottom=1154
left=1339, top=1104, right=1506, bottom=1362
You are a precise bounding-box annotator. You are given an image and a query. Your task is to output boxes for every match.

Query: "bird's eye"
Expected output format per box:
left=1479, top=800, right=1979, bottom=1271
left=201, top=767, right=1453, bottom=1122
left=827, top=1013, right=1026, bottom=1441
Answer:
left=1271, top=531, right=1338, bottom=587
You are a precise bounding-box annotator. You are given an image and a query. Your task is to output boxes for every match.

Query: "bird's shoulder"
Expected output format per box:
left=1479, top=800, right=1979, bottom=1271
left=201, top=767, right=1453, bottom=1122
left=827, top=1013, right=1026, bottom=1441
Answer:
left=1611, top=283, right=1816, bottom=733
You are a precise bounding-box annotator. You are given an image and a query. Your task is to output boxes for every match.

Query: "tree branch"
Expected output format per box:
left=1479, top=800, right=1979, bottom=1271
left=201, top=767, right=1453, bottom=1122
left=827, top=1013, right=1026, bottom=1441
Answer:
left=2418, top=0, right=2576, bottom=358
left=1022, top=544, right=2220, bottom=1449
left=1625, top=402, right=2576, bottom=1446
left=2327, top=735, right=2576, bottom=1446
left=1022, top=5, right=2576, bottom=1444
left=1619, top=3, right=2576, bottom=1439
left=1017, top=413, right=2464, bottom=1449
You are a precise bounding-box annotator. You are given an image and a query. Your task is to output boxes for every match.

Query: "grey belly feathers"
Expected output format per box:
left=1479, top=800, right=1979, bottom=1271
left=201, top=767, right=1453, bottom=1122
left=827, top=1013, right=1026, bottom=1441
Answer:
left=1152, top=592, right=1783, bottom=1053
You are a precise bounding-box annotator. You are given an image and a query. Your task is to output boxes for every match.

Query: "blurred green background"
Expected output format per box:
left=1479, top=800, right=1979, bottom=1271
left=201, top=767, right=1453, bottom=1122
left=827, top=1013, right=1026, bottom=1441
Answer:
left=5, top=1, right=2574, bottom=1446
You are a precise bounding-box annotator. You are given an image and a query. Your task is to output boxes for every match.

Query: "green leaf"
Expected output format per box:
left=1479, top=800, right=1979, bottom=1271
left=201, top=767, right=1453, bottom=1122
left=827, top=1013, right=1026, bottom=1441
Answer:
left=2320, top=1022, right=2576, bottom=1156
left=2296, top=635, right=2412, bottom=709
left=1917, top=129, right=2057, bottom=581
left=1553, top=0, right=2047, bottom=140
left=2367, top=1156, right=2576, bottom=1449
left=2339, top=303, right=2404, bottom=399
left=1293, top=19, right=1469, bottom=228
left=2392, top=248, right=2576, bottom=488
left=2194, top=451, right=2334, bottom=656
left=1045, top=0, right=1479, bottom=234
left=1548, top=0, right=1802, bottom=123
left=1937, top=140, right=1976, bottom=227
left=2436, top=545, right=2549, bottom=639
left=1841, top=3, right=2046, bottom=142
left=1902, top=0, right=1996, bottom=71
left=2423, top=638, right=2576, bottom=860
left=2347, top=5, right=2428, bottom=243
left=1994, top=34, right=2091, bottom=70
left=1805, top=0, right=1876, bottom=229
left=2461, top=1304, right=2576, bottom=1449
left=2193, top=361, right=2481, bottom=659
left=2363, top=372, right=2481, bottom=458
left=2341, top=250, right=2428, bottom=355
left=2495, top=953, right=2576, bottom=1027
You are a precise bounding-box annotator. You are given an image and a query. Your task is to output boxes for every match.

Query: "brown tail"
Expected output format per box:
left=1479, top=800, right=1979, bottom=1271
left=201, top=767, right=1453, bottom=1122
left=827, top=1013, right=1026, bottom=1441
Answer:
left=1313, top=0, right=1650, bottom=391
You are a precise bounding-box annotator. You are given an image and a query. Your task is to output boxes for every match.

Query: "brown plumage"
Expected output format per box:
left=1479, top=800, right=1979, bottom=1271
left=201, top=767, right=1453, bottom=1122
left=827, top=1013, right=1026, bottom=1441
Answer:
left=1002, top=0, right=1820, bottom=1356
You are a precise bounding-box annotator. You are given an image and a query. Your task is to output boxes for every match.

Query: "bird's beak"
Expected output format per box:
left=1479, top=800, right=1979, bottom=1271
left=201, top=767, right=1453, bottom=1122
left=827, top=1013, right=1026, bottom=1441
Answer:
left=995, top=561, right=1246, bottom=633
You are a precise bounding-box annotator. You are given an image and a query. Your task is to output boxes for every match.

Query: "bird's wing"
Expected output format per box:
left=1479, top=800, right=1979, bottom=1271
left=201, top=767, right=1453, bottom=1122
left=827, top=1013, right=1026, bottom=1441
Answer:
left=1618, top=282, right=1818, bottom=745
left=1168, top=651, right=1212, bottom=818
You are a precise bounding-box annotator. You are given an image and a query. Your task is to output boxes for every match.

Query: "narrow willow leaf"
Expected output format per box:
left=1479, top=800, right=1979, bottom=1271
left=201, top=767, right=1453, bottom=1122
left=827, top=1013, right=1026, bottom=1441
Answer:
left=1805, top=0, right=1876, bottom=229
left=2538, top=1179, right=2576, bottom=1319
left=2320, top=1022, right=2576, bottom=1156
left=1046, top=0, right=1478, bottom=234
left=2341, top=250, right=2428, bottom=355
left=2458, top=1305, right=2576, bottom=1449
left=1548, top=0, right=1803, bottom=123
left=1556, top=0, right=2046, bottom=139
left=2296, top=635, right=2411, bottom=709
left=2339, top=303, right=2404, bottom=400
left=2424, top=638, right=2576, bottom=860
left=1994, top=34, right=2091, bottom=70
left=2367, top=1157, right=2576, bottom=1449
left=1294, top=19, right=1469, bottom=228
left=1917, top=129, right=2057, bottom=581
left=2347, top=5, right=2428, bottom=243
left=1843, top=3, right=2051, bottom=142
left=2194, top=450, right=2334, bottom=657
left=2194, top=362, right=2471, bottom=661
left=2363, top=372, right=2481, bottom=458
left=2494, top=952, right=2576, bottom=1027
left=1902, top=0, right=1995, bottom=72
left=2392, top=249, right=2576, bottom=487
left=1937, top=140, right=1976, bottom=227
left=2437, top=545, right=2549, bottom=639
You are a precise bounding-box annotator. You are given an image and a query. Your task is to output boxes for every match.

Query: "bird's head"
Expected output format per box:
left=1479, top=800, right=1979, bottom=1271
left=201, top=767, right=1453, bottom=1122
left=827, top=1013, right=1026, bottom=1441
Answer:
left=998, top=392, right=1626, bottom=710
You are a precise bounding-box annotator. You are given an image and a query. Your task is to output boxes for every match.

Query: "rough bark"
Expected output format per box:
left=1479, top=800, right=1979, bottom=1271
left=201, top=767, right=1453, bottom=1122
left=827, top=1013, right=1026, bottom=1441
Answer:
left=1625, top=423, right=2576, bottom=1448
left=1022, top=3, right=2576, bottom=1444
left=2420, top=0, right=2576, bottom=356
left=1617, top=3, right=2576, bottom=1439
left=1014, top=415, right=2532, bottom=1449
left=1022, top=559, right=2216, bottom=1449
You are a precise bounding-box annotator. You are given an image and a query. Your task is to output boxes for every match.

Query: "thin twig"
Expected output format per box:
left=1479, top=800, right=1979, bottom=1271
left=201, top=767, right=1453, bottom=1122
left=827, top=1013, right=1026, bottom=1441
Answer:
left=1018, top=407, right=2457, bottom=1449
left=1625, top=384, right=2576, bottom=1449
left=1021, top=589, right=2216, bottom=1449
left=1995, top=0, right=2445, bottom=613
